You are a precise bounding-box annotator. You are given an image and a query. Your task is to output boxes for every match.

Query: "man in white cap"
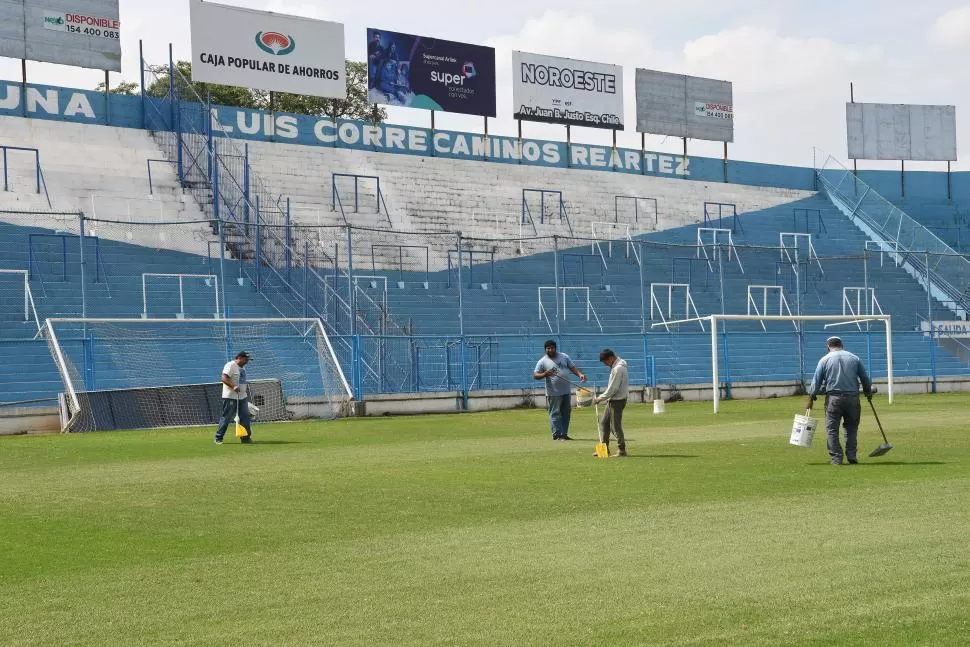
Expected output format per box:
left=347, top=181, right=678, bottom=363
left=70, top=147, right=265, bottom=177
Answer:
left=808, top=337, right=872, bottom=465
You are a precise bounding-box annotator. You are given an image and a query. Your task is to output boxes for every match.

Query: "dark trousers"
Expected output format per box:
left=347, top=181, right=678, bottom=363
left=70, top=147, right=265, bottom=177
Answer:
left=599, top=399, right=626, bottom=450
left=825, top=394, right=860, bottom=463
left=215, top=398, right=251, bottom=441
left=547, top=395, right=571, bottom=438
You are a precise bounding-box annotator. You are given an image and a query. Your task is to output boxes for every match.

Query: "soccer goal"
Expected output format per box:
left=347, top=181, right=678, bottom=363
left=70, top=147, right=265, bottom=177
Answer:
left=652, top=313, right=893, bottom=412
left=38, top=318, right=353, bottom=432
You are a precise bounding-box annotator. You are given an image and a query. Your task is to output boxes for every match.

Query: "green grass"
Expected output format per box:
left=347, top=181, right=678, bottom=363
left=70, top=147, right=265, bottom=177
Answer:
left=2, top=394, right=969, bottom=646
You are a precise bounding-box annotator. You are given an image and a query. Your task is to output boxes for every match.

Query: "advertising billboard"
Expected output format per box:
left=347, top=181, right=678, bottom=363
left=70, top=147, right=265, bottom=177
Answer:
left=846, top=103, right=957, bottom=161
left=635, top=69, right=733, bottom=142
left=367, top=28, right=496, bottom=117
left=190, top=0, right=345, bottom=99
left=512, top=51, right=623, bottom=130
left=0, top=0, right=121, bottom=71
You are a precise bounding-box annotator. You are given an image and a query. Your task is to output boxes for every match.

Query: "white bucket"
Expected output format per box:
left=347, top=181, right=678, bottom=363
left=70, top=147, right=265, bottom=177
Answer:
left=653, top=399, right=666, bottom=414
left=790, top=412, right=817, bottom=448
left=576, top=388, right=594, bottom=408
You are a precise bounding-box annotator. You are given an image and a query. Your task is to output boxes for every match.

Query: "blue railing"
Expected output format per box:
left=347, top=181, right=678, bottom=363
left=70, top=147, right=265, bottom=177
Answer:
left=1, top=145, right=52, bottom=208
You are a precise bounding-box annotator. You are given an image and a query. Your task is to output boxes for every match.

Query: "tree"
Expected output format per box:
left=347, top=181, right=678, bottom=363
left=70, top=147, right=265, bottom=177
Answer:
left=254, top=61, right=386, bottom=123
left=145, top=60, right=259, bottom=109
left=128, top=60, right=385, bottom=122
left=95, top=80, right=139, bottom=95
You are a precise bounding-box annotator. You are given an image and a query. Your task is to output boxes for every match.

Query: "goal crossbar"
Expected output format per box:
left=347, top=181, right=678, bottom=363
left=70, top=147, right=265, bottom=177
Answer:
left=652, top=313, right=893, bottom=413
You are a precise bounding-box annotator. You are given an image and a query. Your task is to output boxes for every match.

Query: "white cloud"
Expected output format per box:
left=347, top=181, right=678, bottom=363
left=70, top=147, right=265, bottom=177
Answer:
left=929, top=5, right=970, bottom=49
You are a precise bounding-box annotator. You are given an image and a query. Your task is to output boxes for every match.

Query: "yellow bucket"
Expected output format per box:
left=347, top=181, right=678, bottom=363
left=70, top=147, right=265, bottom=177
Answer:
left=576, top=387, right=594, bottom=408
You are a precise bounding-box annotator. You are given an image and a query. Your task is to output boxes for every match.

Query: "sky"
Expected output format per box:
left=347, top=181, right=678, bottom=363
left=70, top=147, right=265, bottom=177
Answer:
left=4, top=0, right=970, bottom=170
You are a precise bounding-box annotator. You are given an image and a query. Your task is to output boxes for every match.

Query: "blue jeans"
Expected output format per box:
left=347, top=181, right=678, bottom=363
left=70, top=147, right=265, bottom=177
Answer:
left=215, top=398, right=251, bottom=441
left=547, top=394, right=572, bottom=438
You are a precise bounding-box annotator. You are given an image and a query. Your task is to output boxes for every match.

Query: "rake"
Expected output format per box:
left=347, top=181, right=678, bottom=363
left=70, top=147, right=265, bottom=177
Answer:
left=867, top=398, right=893, bottom=458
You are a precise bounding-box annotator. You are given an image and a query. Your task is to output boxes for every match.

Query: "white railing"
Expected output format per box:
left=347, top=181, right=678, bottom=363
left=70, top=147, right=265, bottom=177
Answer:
left=649, top=283, right=704, bottom=332
left=780, top=232, right=824, bottom=274
left=142, top=273, right=220, bottom=319
left=746, top=285, right=796, bottom=331
left=0, top=269, right=41, bottom=331
left=842, top=287, right=884, bottom=330
left=537, top=286, right=603, bottom=333
left=864, top=240, right=901, bottom=268
left=696, top=227, right=743, bottom=273
left=591, top=221, right=640, bottom=266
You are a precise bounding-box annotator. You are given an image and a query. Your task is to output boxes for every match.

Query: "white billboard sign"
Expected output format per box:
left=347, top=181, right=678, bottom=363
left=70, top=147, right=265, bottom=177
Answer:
left=512, top=51, right=623, bottom=130
left=0, top=0, right=121, bottom=71
left=635, top=69, right=734, bottom=142
left=846, top=103, right=957, bottom=161
left=190, top=0, right=345, bottom=99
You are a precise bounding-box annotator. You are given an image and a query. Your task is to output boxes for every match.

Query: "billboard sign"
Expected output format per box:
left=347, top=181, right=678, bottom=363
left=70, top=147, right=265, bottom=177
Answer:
left=0, top=0, right=121, bottom=71
left=512, top=51, right=623, bottom=130
left=366, top=28, right=496, bottom=117
left=190, top=0, right=345, bottom=99
left=635, top=69, right=734, bottom=142
left=846, top=103, right=957, bottom=161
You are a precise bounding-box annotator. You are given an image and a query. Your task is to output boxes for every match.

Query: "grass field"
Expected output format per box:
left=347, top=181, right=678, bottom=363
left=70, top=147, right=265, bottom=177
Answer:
left=1, top=394, right=969, bottom=646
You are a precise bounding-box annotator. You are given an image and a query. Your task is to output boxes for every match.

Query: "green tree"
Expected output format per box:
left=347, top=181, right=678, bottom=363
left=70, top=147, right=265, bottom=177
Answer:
left=132, top=60, right=384, bottom=122
left=255, top=61, right=386, bottom=123
left=145, top=61, right=259, bottom=108
left=95, top=80, right=139, bottom=95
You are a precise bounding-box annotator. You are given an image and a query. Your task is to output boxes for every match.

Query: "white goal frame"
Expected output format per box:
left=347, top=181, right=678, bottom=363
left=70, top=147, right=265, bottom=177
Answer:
left=37, top=317, right=353, bottom=432
left=652, top=313, right=893, bottom=413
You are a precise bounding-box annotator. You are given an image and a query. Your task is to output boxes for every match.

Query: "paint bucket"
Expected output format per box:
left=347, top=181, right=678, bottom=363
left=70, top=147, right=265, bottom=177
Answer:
left=790, top=411, right=817, bottom=448
left=653, top=399, right=666, bottom=414
left=576, top=387, right=594, bottom=408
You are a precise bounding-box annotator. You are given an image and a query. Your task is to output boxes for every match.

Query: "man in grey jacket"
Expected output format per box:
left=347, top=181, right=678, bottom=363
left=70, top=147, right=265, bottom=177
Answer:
left=593, top=348, right=629, bottom=457
left=808, top=336, right=872, bottom=465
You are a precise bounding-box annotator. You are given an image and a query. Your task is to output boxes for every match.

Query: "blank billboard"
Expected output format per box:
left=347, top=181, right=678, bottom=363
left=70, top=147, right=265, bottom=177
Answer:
left=0, top=0, right=122, bottom=72
left=635, top=69, right=733, bottom=142
left=846, top=103, right=957, bottom=161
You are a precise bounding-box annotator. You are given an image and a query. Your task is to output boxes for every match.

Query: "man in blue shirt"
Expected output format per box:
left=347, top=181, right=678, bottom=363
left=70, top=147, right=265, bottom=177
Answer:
left=808, top=336, right=873, bottom=465
left=533, top=340, right=586, bottom=441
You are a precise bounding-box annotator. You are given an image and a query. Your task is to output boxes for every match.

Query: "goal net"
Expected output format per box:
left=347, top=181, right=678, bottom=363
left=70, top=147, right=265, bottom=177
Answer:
left=39, top=318, right=353, bottom=432
left=652, top=314, right=894, bottom=412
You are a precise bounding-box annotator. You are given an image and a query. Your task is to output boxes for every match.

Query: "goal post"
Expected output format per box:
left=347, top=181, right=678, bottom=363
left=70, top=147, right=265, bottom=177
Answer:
left=38, top=317, right=353, bottom=432
left=653, top=314, right=893, bottom=413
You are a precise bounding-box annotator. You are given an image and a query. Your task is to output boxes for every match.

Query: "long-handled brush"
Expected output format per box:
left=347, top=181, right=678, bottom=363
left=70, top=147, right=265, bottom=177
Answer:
left=867, top=398, right=893, bottom=458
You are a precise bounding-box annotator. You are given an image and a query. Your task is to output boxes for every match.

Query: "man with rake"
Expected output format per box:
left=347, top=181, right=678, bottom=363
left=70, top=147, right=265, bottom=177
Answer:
left=808, top=336, right=872, bottom=465
left=593, top=348, right=629, bottom=457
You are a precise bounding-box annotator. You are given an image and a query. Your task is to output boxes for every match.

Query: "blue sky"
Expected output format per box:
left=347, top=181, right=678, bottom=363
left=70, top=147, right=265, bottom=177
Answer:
left=3, top=0, right=970, bottom=169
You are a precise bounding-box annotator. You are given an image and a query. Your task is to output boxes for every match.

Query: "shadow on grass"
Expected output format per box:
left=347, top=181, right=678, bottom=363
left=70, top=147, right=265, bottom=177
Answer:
left=626, top=454, right=699, bottom=459
left=808, top=461, right=945, bottom=467
left=225, top=440, right=303, bottom=446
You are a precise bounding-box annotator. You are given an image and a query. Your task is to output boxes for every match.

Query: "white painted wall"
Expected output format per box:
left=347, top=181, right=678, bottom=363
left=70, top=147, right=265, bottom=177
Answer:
left=246, top=140, right=814, bottom=271
left=0, top=117, right=210, bottom=256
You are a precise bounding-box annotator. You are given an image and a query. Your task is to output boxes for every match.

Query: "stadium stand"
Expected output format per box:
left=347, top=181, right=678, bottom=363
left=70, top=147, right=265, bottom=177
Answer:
left=2, top=90, right=969, bottom=418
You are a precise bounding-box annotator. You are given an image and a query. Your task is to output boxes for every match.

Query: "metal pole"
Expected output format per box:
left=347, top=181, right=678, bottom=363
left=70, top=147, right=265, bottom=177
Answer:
left=638, top=241, right=646, bottom=333
left=711, top=316, right=719, bottom=413
left=926, top=252, right=936, bottom=393
left=78, top=213, right=88, bottom=320
left=553, top=235, right=560, bottom=334
left=346, top=226, right=355, bottom=336
left=456, top=233, right=465, bottom=336
left=21, top=59, right=27, bottom=117
left=178, top=276, right=185, bottom=317
left=169, top=43, right=183, bottom=183
left=885, top=318, right=894, bottom=404
left=218, top=220, right=227, bottom=324
left=139, top=40, right=146, bottom=129
left=104, top=70, right=110, bottom=126
left=304, top=241, right=310, bottom=319
left=456, top=232, right=468, bottom=410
